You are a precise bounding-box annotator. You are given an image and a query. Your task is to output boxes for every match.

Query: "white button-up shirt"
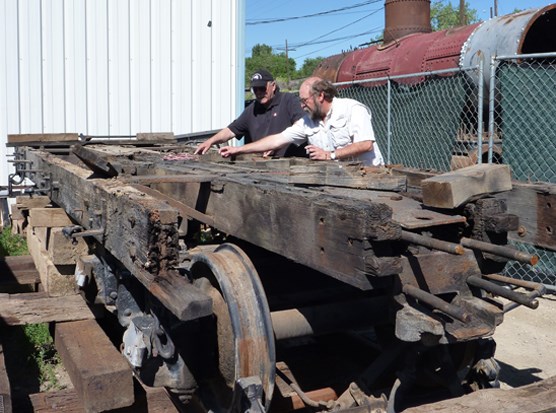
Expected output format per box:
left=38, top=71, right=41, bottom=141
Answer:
left=281, top=97, right=384, bottom=166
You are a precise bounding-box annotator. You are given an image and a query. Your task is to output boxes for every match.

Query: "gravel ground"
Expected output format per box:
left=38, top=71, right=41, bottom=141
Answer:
left=493, top=294, right=556, bottom=389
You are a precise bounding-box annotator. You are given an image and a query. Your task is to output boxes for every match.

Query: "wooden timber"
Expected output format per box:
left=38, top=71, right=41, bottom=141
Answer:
left=0, top=256, right=40, bottom=286
left=497, top=181, right=556, bottom=252
left=0, top=293, right=95, bottom=325
left=404, top=375, right=556, bottom=412
left=27, top=223, right=76, bottom=296
left=54, top=320, right=134, bottom=412
left=7, top=133, right=79, bottom=144
left=29, top=208, right=74, bottom=228
left=23, top=150, right=212, bottom=321
left=421, top=164, right=512, bottom=209
left=15, top=195, right=51, bottom=210
left=28, top=384, right=180, bottom=412
left=0, top=341, right=12, bottom=413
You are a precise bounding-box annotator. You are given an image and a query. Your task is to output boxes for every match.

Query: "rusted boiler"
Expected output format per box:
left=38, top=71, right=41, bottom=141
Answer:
left=314, top=1, right=556, bottom=86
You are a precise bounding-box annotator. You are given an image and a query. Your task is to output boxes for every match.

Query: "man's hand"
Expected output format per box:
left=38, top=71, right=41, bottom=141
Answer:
left=218, top=146, right=239, bottom=158
left=194, top=141, right=212, bottom=155
left=305, top=145, right=330, bottom=161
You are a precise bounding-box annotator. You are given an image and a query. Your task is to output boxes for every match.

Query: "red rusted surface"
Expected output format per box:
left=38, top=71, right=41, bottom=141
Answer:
left=384, top=0, right=431, bottom=44
left=334, top=24, right=478, bottom=84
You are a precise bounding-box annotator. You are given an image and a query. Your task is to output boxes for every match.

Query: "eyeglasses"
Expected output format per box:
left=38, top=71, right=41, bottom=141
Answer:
left=252, top=86, right=267, bottom=93
left=299, top=95, right=313, bottom=105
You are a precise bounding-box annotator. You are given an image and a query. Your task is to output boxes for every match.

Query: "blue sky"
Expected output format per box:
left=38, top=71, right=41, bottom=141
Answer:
left=245, top=0, right=553, bottom=69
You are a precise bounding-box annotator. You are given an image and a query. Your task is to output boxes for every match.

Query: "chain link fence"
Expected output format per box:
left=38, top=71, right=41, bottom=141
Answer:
left=488, top=53, right=556, bottom=289
left=336, top=66, right=483, bottom=173
left=332, top=58, right=556, bottom=288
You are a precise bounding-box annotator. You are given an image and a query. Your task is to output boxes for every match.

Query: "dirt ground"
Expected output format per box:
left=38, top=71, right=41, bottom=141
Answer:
left=493, top=293, right=556, bottom=389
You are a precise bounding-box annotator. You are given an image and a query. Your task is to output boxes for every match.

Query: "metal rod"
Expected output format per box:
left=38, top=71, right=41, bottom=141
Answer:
left=334, top=65, right=480, bottom=87
left=402, top=285, right=471, bottom=323
left=482, top=273, right=545, bottom=292
left=496, top=52, right=556, bottom=61
left=71, top=228, right=104, bottom=238
left=387, top=78, right=392, bottom=165
left=477, top=55, right=484, bottom=165
left=467, top=276, right=539, bottom=309
left=401, top=231, right=464, bottom=255
left=460, top=237, right=538, bottom=265
left=488, top=55, right=496, bottom=163
left=481, top=273, right=546, bottom=312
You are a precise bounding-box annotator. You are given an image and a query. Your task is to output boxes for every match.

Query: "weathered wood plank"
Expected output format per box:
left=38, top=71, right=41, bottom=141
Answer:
left=29, top=380, right=180, bottom=412
left=404, top=375, right=556, bottom=412
left=0, top=293, right=95, bottom=325
left=421, top=164, right=512, bottom=209
left=136, top=132, right=175, bottom=141
left=29, top=208, right=74, bottom=227
left=496, top=181, right=556, bottom=251
left=0, top=255, right=40, bottom=286
left=0, top=341, right=13, bottom=413
left=27, top=226, right=76, bottom=296
left=7, top=133, right=78, bottom=143
left=15, top=195, right=51, bottom=210
left=202, top=178, right=401, bottom=289
left=320, top=186, right=466, bottom=229
left=55, top=320, right=134, bottom=412
left=48, top=228, right=89, bottom=265
left=24, top=150, right=212, bottom=321
left=289, top=163, right=407, bottom=191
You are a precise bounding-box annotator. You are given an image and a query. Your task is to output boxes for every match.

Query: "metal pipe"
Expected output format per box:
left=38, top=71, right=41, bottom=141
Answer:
left=481, top=273, right=546, bottom=312
left=460, top=237, right=538, bottom=265
left=488, top=55, right=496, bottom=164
left=270, top=297, right=389, bottom=340
left=387, top=79, right=392, bottom=165
left=467, top=276, right=539, bottom=309
left=477, top=55, right=484, bottom=165
left=334, top=66, right=479, bottom=87
left=401, top=231, right=465, bottom=255
left=402, top=285, right=471, bottom=323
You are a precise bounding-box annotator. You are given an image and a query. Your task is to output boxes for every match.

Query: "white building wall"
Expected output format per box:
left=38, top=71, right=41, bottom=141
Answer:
left=0, top=0, right=245, bottom=185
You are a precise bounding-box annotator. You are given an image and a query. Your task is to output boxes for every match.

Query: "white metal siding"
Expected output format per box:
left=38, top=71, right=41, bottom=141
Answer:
left=0, top=0, right=244, bottom=185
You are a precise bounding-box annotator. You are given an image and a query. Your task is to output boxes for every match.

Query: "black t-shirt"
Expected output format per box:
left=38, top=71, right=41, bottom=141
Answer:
left=228, top=91, right=305, bottom=146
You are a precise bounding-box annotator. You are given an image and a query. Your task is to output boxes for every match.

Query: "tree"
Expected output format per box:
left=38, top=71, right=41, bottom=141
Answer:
left=245, top=44, right=296, bottom=85
left=297, top=57, right=325, bottom=79
left=430, top=0, right=479, bottom=31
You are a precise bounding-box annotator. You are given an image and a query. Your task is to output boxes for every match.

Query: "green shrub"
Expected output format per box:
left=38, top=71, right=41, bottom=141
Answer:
left=24, top=323, right=61, bottom=390
left=0, top=227, right=28, bottom=256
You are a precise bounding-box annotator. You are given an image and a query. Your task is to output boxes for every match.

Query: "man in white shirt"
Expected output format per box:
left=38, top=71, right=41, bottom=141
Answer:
left=218, top=76, right=384, bottom=166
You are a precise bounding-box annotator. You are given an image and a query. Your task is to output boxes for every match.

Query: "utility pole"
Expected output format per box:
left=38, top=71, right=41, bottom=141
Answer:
left=285, top=39, right=290, bottom=84
left=459, top=0, right=466, bottom=26
left=494, top=0, right=498, bottom=17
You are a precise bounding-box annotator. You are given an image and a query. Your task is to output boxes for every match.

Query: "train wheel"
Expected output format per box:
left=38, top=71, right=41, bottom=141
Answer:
left=190, top=243, right=275, bottom=412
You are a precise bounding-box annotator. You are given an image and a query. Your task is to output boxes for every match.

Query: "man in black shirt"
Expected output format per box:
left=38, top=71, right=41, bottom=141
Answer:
left=195, top=69, right=306, bottom=157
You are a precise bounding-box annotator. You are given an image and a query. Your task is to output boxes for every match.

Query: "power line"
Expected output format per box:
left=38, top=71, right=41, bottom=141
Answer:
left=293, top=8, right=383, bottom=50
left=275, top=27, right=382, bottom=50
left=292, top=28, right=383, bottom=61
left=247, top=0, right=382, bottom=25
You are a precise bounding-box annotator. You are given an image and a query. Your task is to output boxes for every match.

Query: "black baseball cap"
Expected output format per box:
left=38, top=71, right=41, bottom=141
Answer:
left=250, top=69, right=274, bottom=87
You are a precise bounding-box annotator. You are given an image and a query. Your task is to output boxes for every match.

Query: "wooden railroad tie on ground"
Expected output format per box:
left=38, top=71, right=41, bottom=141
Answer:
left=26, top=207, right=88, bottom=296
left=0, top=257, right=165, bottom=412
left=54, top=320, right=135, bottom=412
